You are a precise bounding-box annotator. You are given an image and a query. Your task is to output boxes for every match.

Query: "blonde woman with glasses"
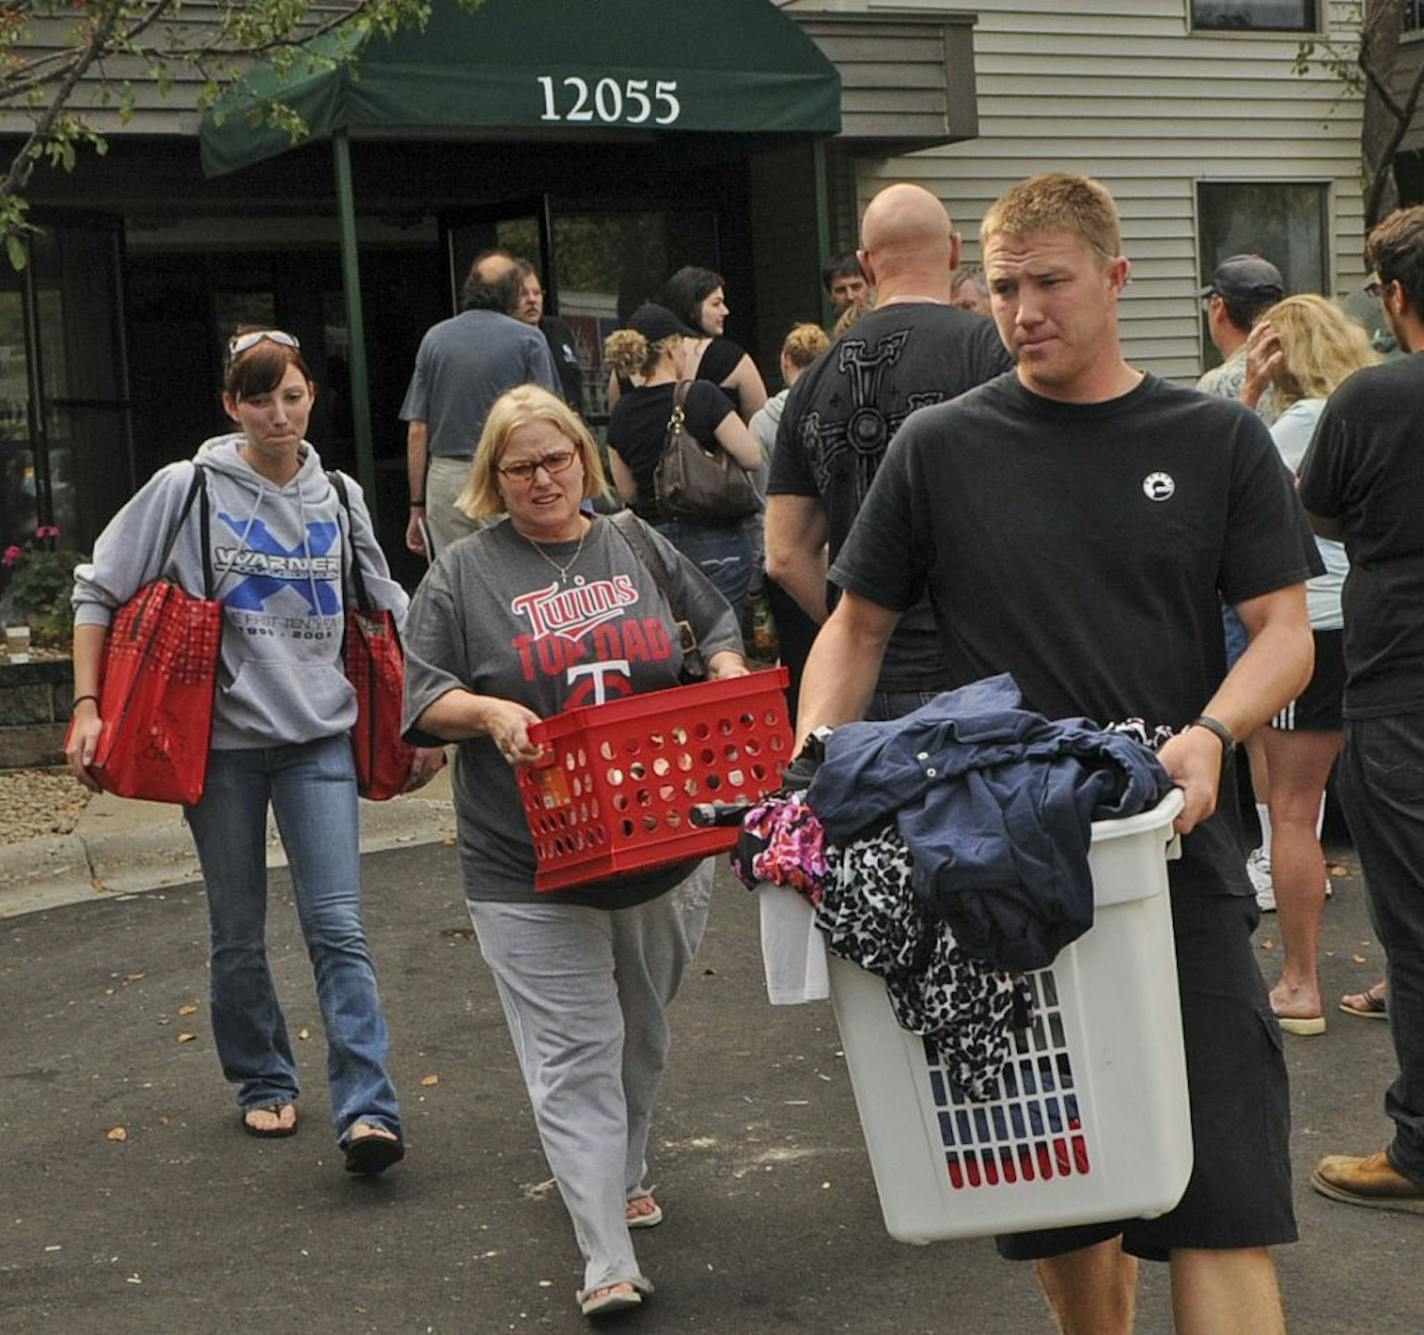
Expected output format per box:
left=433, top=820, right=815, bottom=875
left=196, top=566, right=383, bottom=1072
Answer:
left=400, top=384, right=748, bottom=1319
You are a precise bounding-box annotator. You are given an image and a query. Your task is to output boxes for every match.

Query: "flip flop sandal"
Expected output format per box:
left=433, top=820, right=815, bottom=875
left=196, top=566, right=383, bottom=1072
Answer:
left=626, top=1195, right=663, bottom=1229
left=578, top=1277, right=653, bottom=1319
left=1339, top=985, right=1388, bottom=1020
left=241, top=1103, right=298, bottom=1139
left=1276, top=1014, right=1326, bottom=1036
left=343, top=1128, right=405, bottom=1175
left=580, top=1286, right=642, bottom=1318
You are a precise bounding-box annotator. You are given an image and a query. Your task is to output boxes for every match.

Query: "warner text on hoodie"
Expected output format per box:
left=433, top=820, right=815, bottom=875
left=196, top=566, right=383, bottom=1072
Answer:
left=72, top=435, right=409, bottom=750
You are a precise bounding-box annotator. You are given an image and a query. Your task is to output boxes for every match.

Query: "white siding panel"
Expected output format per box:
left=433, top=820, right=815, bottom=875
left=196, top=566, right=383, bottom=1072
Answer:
left=833, top=0, right=1367, bottom=380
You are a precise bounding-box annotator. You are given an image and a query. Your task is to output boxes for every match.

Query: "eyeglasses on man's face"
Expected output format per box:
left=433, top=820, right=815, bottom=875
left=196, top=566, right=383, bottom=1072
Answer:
left=228, top=329, right=301, bottom=359
left=498, top=448, right=578, bottom=483
left=1364, top=277, right=1383, bottom=299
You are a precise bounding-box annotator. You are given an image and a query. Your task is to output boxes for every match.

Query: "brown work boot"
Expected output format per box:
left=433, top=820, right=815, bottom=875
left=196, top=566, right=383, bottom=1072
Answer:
left=1311, top=1150, right=1424, bottom=1214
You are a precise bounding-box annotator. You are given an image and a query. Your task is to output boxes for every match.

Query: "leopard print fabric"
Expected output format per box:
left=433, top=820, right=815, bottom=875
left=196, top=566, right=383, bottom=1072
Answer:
left=818, top=825, right=1034, bottom=1102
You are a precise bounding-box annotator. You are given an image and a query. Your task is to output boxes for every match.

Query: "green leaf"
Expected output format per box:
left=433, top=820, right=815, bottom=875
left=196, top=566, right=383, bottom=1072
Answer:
left=6, top=233, right=27, bottom=272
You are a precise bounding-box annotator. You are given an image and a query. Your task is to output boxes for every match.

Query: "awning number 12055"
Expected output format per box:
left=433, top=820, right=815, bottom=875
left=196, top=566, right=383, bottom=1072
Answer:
left=536, top=76, right=681, bottom=126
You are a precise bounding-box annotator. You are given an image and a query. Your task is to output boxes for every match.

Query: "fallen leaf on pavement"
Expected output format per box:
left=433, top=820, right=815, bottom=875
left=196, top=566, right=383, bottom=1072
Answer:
left=297, top=1027, right=310, bottom=1041
left=1353, top=955, right=1368, bottom=964
left=106, top=1126, right=128, bottom=1142
left=421, top=1074, right=439, bottom=1087
left=1328, top=865, right=1348, bottom=877
left=1259, top=938, right=1275, bottom=951
left=177, top=1003, right=198, bottom=1017
left=176, top=1031, right=195, bottom=1043
left=123, top=972, right=145, bottom=982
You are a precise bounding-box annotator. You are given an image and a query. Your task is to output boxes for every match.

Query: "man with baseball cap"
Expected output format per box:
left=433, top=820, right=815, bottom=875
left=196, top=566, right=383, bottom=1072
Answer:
left=1197, top=254, right=1286, bottom=411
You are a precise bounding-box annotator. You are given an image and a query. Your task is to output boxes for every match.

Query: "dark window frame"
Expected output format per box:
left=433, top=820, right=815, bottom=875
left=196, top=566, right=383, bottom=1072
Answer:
left=1195, top=179, right=1332, bottom=371
left=1189, top=0, right=1320, bottom=33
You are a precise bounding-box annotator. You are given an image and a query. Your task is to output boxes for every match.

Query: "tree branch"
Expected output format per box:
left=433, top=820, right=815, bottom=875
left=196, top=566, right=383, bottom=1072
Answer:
left=1, top=1, right=128, bottom=204
left=1366, top=39, right=1424, bottom=224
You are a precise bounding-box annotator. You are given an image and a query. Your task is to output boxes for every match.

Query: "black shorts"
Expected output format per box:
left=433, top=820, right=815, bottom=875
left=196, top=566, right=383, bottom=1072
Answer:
left=1270, top=629, right=1345, bottom=732
left=996, top=894, right=1297, bottom=1263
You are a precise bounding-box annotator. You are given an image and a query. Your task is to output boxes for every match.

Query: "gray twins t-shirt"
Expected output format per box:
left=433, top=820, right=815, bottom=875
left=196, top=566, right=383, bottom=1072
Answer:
left=401, top=516, right=742, bottom=908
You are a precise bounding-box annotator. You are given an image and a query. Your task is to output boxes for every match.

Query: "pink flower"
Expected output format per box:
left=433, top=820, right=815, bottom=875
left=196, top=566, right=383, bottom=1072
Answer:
left=2, top=545, right=22, bottom=569
left=34, top=524, right=60, bottom=539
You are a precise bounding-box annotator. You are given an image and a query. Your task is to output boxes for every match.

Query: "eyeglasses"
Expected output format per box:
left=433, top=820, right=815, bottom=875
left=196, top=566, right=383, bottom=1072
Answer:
left=228, top=329, right=301, bottom=360
left=1364, top=277, right=1383, bottom=299
left=497, top=448, right=578, bottom=483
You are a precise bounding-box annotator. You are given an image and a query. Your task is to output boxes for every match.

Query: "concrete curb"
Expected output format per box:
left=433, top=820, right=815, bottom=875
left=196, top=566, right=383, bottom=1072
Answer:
left=0, top=768, right=456, bottom=919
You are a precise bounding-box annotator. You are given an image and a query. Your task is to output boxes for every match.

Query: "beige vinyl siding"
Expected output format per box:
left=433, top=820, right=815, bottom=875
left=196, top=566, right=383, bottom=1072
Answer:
left=0, top=3, right=352, bottom=136
left=792, top=0, right=1366, bottom=382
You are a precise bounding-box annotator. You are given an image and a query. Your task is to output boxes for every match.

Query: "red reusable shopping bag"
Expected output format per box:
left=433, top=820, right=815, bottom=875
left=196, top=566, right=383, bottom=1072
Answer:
left=72, top=467, right=222, bottom=805
left=332, top=474, right=416, bottom=800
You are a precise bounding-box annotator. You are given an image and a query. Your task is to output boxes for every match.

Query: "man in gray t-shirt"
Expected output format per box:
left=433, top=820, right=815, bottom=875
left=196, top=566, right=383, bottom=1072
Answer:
left=401, top=253, right=561, bottom=557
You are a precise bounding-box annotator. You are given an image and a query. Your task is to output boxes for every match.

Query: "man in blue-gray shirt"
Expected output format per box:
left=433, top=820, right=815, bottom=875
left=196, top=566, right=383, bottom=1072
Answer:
left=401, top=252, right=561, bottom=557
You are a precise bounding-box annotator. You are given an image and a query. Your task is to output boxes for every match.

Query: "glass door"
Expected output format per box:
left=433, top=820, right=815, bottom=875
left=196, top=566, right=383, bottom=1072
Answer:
left=443, top=197, right=552, bottom=317
left=441, top=199, right=721, bottom=423
left=0, top=215, right=133, bottom=551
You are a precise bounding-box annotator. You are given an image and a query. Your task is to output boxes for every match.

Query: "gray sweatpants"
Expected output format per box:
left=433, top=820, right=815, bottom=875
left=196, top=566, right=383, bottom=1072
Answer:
left=468, top=861, right=713, bottom=1298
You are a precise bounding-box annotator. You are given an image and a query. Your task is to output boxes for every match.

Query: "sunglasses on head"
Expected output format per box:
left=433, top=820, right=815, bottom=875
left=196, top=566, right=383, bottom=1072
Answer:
left=228, top=329, right=301, bottom=360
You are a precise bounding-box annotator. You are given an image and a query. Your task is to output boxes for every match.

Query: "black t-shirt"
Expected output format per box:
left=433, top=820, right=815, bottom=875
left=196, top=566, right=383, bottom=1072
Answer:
left=607, top=380, right=735, bottom=517
left=768, top=302, right=1014, bottom=692
left=697, top=336, right=748, bottom=417
left=831, top=372, right=1322, bottom=897
left=539, top=315, right=584, bottom=407
left=1298, top=355, right=1424, bottom=718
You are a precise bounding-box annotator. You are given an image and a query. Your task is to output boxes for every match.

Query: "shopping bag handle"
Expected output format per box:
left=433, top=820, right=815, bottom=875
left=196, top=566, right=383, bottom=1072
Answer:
left=157, top=464, right=212, bottom=600
left=330, top=471, right=373, bottom=614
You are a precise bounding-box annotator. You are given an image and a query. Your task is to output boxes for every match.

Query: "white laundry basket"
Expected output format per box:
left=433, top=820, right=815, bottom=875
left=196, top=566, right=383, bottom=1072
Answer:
left=829, top=789, right=1192, bottom=1244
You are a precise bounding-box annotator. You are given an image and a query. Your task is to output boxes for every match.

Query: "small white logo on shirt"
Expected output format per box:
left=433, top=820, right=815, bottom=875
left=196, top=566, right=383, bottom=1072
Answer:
left=1143, top=472, right=1175, bottom=502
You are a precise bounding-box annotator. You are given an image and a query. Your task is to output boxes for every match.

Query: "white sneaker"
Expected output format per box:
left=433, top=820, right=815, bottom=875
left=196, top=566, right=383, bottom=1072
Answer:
left=1247, top=846, right=1275, bottom=912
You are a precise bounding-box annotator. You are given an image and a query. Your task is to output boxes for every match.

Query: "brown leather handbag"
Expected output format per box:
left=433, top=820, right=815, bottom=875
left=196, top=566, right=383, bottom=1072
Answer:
left=653, top=380, right=759, bottom=523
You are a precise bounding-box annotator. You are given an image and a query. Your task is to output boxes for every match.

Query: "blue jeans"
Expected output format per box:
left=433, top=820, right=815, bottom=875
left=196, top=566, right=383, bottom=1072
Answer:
left=1338, top=712, right=1424, bottom=1184
left=185, top=734, right=400, bottom=1142
left=653, top=520, right=752, bottom=617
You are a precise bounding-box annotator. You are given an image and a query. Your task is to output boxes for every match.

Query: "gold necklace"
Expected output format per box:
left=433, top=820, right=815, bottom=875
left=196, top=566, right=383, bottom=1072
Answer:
left=520, top=520, right=589, bottom=586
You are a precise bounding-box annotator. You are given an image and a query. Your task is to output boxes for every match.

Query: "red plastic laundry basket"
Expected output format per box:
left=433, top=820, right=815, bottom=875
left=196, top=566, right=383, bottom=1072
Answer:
left=518, top=667, right=791, bottom=892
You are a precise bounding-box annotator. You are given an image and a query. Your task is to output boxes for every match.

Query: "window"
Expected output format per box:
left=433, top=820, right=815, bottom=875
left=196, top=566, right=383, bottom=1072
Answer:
left=1196, top=181, right=1330, bottom=367
left=1191, top=1, right=1317, bottom=32
left=1408, top=1, right=1424, bottom=32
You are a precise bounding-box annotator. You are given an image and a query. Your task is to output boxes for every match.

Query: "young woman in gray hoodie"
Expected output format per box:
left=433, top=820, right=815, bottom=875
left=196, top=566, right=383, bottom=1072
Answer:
left=66, top=330, right=443, bottom=1172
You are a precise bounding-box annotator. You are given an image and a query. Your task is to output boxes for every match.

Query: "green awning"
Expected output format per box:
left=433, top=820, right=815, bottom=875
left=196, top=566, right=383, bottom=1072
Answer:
left=200, top=0, right=842, bottom=177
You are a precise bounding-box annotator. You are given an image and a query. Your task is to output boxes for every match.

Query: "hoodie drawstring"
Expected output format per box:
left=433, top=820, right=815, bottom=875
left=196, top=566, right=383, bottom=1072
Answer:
left=211, top=480, right=268, bottom=598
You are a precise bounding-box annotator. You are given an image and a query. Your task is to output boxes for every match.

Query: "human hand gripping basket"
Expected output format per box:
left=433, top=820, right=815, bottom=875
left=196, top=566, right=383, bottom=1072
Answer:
left=829, top=788, right=1194, bottom=1243
left=517, top=666, right=792, bottom=892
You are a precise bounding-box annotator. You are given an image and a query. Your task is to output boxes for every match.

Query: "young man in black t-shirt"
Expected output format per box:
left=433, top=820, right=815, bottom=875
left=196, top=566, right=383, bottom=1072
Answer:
left=1299, top=204, right=1424, bottom=1214
left=797, top=174, right=1318, bottom=1334
left=766, top=183, right=1013, bottom=719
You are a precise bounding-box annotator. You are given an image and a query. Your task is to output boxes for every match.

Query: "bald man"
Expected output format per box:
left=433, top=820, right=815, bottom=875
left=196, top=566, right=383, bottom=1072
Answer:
left=766, top=183, right=1013, bottom=720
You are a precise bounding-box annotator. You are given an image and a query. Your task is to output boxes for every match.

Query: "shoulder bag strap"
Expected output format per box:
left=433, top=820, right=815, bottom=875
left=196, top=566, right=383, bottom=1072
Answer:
left=330, top=471, right=373, bottom=614
left=158, top=463, right=213, bottom=599
left=608, top=510, right=705, bottom=676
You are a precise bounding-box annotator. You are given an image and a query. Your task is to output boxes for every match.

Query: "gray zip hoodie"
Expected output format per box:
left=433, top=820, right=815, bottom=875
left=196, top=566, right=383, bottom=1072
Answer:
left=73, top=434, right=409, bottom=750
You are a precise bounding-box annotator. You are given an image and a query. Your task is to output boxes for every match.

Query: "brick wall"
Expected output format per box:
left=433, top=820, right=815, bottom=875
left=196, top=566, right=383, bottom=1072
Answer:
left=0, top=660, right=74, bottom=768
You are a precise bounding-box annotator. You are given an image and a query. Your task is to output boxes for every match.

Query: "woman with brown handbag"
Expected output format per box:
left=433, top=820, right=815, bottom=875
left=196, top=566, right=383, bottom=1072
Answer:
left=66, top=329, right=443, bottom=1170
left=604, top=304, right=762, bottom=614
